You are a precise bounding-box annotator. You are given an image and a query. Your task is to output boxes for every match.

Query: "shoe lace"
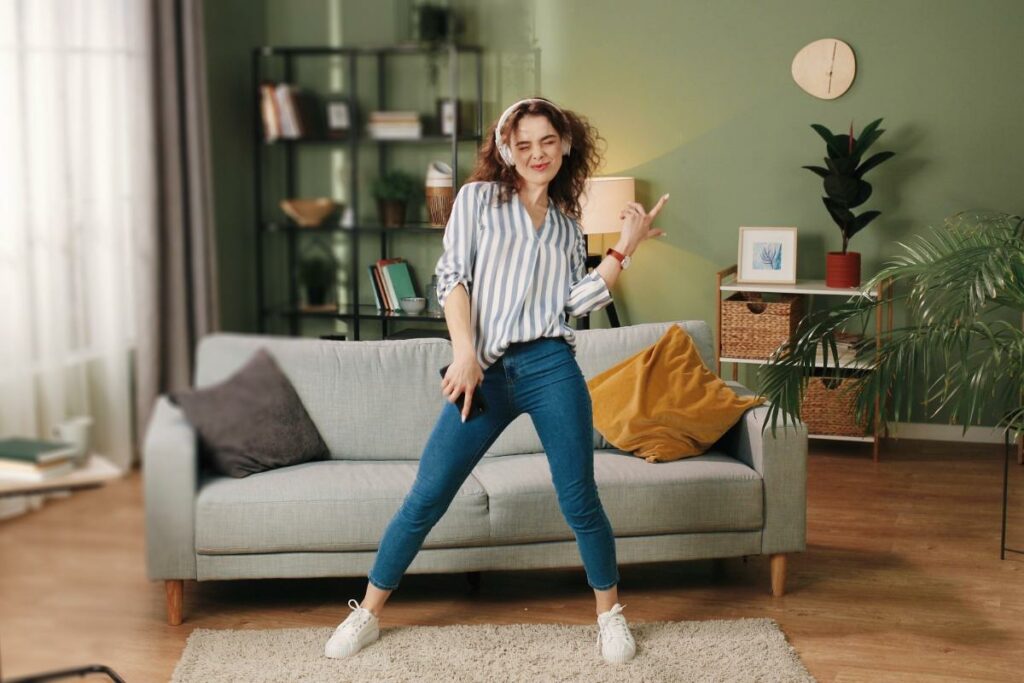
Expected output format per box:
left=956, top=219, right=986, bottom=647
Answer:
left=337, top=598, right=373, bottom=634
left=596, top=603, right=634, bottom=652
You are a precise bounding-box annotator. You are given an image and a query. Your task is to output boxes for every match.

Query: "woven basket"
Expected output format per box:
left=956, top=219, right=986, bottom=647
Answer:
left=801, top=376, right=870, bottom=437
left=721, top=293, right=803, bottom=360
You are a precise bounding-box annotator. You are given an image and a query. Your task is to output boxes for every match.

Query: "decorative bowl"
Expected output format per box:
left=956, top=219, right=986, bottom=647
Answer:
left=399, top=297, right=427, bottom=314
left=280, top=198, right=340, bottom=227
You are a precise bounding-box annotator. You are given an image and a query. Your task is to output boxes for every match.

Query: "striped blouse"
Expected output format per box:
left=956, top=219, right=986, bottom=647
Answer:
left=434, top=180, right=614, bottom=371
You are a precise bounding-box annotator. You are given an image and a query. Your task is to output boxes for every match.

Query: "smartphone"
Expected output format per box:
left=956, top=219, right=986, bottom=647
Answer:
left=439, top=364, right=487, bottom=420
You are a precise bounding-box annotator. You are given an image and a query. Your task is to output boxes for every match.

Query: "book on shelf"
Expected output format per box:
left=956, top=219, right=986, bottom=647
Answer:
left=377, top=258, right=403, bottom=310
left=367, top=111, right=422, bottom=140
left=366, top=264, right=385, bottom=310
left=260, top=82, right=324, bottom=141
left=260, top=82, right=281, bottom=141
left=383, top=262, right=418, bottom=303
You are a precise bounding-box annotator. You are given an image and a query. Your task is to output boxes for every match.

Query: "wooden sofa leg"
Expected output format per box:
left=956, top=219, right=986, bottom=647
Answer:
left=769, top=554, right=786, bottom=597
left=166, top=580, right=183, bottom=625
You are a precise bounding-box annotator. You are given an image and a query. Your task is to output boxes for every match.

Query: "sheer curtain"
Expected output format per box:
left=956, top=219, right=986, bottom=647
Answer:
left=0, top=0, right=154, bottom=490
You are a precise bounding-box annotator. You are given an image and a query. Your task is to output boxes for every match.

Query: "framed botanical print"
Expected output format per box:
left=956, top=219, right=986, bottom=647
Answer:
left=736, top=227, right=798, bottom=284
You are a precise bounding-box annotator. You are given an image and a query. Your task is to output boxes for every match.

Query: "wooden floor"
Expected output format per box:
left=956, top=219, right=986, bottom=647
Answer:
left=1, top=439, right=1022, bottom=682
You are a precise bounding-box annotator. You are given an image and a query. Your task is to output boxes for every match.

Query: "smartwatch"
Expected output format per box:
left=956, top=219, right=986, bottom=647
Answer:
left=606, top=248, right=631, bottom=269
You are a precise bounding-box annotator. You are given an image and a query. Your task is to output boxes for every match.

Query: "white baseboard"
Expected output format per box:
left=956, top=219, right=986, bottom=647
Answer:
left=886, top=422, right=1018, bottom=444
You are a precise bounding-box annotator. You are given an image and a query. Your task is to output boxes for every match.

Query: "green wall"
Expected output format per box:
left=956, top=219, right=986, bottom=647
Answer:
left=205, top=0, right=1024, bottom=422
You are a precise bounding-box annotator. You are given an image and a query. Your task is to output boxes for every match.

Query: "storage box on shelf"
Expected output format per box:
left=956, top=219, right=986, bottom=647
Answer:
left=720, top=292, right=803, bottom=360
left=715, top=264, right=893, bottom=460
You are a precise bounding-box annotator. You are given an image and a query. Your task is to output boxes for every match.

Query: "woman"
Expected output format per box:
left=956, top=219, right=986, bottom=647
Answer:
left=325, top=97, right=668, bottom=664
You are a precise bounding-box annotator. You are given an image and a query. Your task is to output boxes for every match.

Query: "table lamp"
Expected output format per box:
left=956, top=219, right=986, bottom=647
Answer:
left=577, top=176, right=635, bottom=328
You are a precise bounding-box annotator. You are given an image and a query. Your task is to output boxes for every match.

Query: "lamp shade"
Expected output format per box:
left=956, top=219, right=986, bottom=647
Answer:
left=579, top=177, right=635, bottom=235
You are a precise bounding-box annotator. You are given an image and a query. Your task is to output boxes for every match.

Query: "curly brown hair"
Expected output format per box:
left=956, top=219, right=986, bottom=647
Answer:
left=466, top=97, right=606, bottom=221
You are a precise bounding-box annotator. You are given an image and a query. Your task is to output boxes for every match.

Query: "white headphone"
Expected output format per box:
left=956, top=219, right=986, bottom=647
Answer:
left=494, top=98, right=572, bottom=167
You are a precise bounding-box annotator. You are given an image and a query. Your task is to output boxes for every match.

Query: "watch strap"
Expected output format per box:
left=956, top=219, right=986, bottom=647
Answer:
left=606, top=248, right=627, bottom=265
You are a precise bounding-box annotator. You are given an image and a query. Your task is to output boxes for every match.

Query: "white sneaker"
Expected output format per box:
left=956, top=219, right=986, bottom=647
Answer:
left=596, top=603, right=636, bottom=664
left=324, top=598, right=380, bottom=659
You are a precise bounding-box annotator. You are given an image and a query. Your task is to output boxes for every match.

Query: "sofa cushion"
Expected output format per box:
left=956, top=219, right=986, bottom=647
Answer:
left=587, top=324, right=763, bottom=462
left=170, top=348, right=330, bottom=477
left=194, top=460, right=489, bottom=554
left=472, top=450, right=763, bottom=545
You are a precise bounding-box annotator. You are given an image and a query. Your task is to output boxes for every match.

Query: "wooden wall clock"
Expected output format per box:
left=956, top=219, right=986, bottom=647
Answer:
left=792, top=38, right=856, bottom=99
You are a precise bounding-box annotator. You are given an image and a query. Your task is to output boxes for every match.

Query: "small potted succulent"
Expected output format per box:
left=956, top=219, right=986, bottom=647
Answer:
left=372, top=170, right=419, bottom=228
left=299, top=256, right=336, bottom=307
left=803, top=118, right=895, bottom=288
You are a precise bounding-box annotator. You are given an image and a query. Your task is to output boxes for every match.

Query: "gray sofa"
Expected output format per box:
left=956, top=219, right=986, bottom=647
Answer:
left=144, top=320, right=807, bottom=625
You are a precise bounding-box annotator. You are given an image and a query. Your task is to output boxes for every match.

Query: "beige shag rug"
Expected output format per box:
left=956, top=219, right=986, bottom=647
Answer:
left=171, top=617, right=815, bottom=682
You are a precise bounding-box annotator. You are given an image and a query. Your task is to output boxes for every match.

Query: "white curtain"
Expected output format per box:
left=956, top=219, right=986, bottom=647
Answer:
left=0, top=0, right=155, bottom=498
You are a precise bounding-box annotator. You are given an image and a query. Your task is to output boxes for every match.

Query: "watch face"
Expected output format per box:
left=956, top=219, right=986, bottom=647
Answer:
left=621, top=255, right=631, bottom=269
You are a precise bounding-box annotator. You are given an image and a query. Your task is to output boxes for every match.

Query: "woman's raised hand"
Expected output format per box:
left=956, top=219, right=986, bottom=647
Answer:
left=441, top=356, right=484, bottom=422
left=618, top=193, right=669, bottom=254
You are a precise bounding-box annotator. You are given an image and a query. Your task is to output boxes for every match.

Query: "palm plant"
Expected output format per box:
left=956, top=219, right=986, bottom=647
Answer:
left=758, top=210, right=1024, bottom=442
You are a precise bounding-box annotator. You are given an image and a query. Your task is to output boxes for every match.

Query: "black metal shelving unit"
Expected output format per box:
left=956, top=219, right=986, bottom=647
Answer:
left=251, top=43, right=488, bottom=340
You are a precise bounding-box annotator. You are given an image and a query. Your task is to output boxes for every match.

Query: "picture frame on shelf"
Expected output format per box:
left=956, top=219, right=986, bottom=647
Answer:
left=324, top=96, right=355, bottom=139
left=736, top=226, right=798, bottom=284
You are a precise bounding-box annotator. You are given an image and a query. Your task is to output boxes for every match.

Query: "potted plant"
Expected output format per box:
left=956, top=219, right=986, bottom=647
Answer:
left=299, top=255, right=336, bottom=307
left=804, top=118, right=895, bottom=288
left=372, top=170, right=419, bottom=228
left=759, top=210, right=1023, bottom=448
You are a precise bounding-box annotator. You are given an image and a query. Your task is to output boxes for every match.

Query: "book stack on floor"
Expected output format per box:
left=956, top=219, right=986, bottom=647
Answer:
left=0, top=438, right=80, bottom=482
left=368, top=258, right=420, bottom=312
left=367, top=111, right=422, bottom=139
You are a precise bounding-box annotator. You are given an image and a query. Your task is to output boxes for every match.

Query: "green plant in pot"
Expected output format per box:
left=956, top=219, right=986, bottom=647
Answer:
left=759, top=210, right=1024, bottom=450
left=804, top=118, right=895, bottom=288
left=299, top=255, right=336, bottom=307
left=372, top=170, right=419, bottom=228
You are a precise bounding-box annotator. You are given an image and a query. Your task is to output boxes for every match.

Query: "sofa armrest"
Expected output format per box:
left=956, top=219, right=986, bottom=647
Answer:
left=143, top=395, right=198, bottom=580
left=719, top=382, right=808, bottom=555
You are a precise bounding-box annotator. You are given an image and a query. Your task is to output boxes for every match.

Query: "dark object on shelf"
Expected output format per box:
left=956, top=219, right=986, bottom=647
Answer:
left=386, top=328, right=450, bottom=340
left=298, top=255, right=336, bottom=306
left=417, top=4, right=455, bottom=44
left=319, top=334, right=347, bottom=341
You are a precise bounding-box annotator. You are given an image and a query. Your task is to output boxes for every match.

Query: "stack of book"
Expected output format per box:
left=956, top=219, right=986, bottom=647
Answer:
left=259, top=82, right=320, bottom=141
left=0, top=438, right=80, bottom=482
left=814, top=332, right=869, bottom=367
left=367, top=111, right=422, bottom=140
left=368, top=258, right=419, bottom=311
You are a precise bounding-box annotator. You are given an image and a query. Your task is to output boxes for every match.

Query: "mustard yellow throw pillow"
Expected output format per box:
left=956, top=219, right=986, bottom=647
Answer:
left=587, top=325, right=764, bottom=463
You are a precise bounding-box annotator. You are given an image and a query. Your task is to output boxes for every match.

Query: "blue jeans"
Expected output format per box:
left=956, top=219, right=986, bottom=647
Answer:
left=367, top=336, right=620, bottom=591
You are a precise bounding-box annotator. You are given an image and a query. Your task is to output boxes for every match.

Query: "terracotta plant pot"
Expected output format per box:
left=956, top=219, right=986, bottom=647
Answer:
left=377, top=199, right=407, bottom=228
left=826, top=251, right=861, bottom=288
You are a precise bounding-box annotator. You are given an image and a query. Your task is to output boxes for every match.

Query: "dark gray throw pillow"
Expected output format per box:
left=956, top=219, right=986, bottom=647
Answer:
left=169, top=348, right=329, bottom=477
